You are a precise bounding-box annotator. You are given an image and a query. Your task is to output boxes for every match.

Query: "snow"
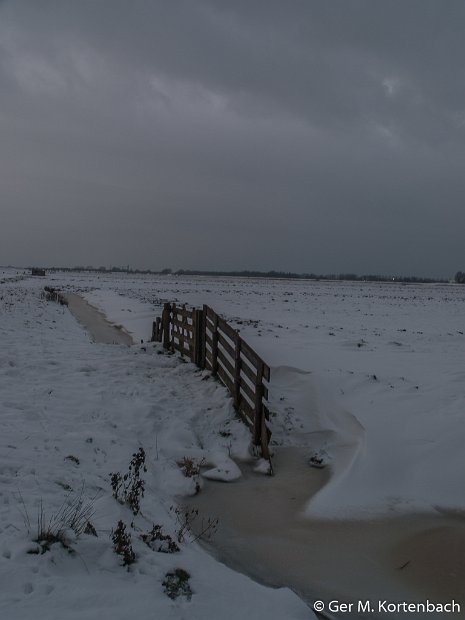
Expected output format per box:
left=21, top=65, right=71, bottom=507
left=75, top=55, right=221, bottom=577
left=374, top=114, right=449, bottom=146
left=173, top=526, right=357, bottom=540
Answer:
left=0, top=277, right=314, bottom=619
left=202, top=458, right=242, bottom=482
left=48, top=271, right=465, bottom=519
left=0, top=266, right=28, bottom=283
left=10, top=269, right=463, bottom=614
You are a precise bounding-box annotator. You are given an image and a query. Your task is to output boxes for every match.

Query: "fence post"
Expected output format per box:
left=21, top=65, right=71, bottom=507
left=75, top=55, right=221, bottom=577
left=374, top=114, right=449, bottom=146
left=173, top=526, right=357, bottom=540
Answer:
left=193, top=309, right=198, bottom=365
left=211, top=312, right=219, bottom=376
left=194, top=308, right=205, bottom=368
left=253, top=360, right=264, bottom=446
left=178, top=305, right=185, bottom=358
left=200, top=307, right=206, bottom=369
left=173, top=303, right=179, bottom=352
left=156, top=317, right=162, bottom=342
left=261, top=407, right=271, bottom=463
left=183, top=306, right=189, bottom=358
left=234, top=333, right=241, bottom=410
left=185, top=307, right=191, bottom=360
left=151, top=321, right=157, bottom=342
left=162, top=303, right=171, bottom=350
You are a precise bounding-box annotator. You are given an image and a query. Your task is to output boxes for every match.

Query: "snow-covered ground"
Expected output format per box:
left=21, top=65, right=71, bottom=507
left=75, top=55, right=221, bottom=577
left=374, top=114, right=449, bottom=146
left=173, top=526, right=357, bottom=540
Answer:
left=4, top=271, right=465, bottom=617
left=0, top=266, right=28, bottom=284
left=49, top=270, right=465, bottom=519
left=0, top=277, right=314, bottom=619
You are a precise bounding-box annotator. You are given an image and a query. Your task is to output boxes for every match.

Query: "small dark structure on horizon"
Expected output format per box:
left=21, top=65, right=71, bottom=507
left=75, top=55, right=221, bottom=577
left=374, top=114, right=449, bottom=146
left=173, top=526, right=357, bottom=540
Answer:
left=31, top=268, right=46, bottom=276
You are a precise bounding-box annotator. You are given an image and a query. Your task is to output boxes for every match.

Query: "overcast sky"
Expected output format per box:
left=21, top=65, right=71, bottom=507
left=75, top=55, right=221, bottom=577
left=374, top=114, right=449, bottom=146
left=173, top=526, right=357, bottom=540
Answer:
left=1, top=1, right=465, bottom=276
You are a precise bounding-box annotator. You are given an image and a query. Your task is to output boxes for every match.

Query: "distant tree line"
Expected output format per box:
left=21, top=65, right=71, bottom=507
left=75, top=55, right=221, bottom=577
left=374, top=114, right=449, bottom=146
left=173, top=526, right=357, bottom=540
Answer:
left=43, top=265, right=448, bottom=283
left=173, top=269, right=446, bottom=283
left=47, top=265, right=162, bottom=275
left=455, top=271, right=465, bottom=283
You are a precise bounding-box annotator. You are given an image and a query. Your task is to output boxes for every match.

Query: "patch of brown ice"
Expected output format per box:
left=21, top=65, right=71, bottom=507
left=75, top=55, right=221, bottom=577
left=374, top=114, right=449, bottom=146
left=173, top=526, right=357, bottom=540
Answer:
left=65, top=293, right=134, bottom=345
left=185, top=448, right=465, bottom=619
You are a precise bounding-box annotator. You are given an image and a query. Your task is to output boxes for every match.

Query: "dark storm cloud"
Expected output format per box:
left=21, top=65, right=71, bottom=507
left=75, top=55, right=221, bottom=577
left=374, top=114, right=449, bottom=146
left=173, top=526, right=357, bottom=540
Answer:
left=1, top=0, right=465, bottom=276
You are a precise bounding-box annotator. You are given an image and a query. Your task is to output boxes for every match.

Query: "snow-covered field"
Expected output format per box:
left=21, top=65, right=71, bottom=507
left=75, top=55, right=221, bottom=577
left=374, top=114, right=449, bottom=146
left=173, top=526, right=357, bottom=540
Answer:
left=3, top=270, right=464, bottom=618
left=0, top=267, right=27, bottom=284
left=51, top=270, right=465, bottom=518
left=0, top=276, right=314, bottom=619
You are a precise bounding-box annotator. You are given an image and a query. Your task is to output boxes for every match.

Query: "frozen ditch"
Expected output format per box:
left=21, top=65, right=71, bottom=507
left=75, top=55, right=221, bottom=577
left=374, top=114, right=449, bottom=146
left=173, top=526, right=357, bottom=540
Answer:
left=187, top=448, right=465, bottom=619
left=65, top=293, right=134, bottom=345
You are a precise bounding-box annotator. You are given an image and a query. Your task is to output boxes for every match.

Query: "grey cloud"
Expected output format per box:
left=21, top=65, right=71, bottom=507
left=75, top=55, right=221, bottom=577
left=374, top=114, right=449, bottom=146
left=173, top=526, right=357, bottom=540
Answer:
left=1, top=1, right=465, bottom=275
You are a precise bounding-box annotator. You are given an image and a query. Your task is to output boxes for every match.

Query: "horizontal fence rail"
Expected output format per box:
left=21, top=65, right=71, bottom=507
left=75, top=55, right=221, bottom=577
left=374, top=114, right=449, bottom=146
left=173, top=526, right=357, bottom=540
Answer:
left=152, top=302, right=271, bottom=460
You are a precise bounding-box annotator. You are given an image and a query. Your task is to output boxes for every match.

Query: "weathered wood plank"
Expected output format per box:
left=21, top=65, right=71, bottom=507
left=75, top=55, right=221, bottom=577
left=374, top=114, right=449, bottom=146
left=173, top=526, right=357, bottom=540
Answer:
left=172, top=330, right=194, bottom=344
left=239, top=362, right=268, bottom=399
left=151, top=320, right=158, bottom=342
left=172, top=305, right=195, bottom=320
left=262, top=384, right=269, bottom=401
left=240, top=338, right=260, bottom=367
left=205, top=306, right=216, bottom=321
left=216, top=315, right=237, bottom=341
left=253, top=359, right=265, bottom=445
left=211, top=313, right=219, bottom=376
left=261, top=413, right=271, bottom=461
left=217, top=347, right=235, bottom=380
left=171, top=323, right=195, bottom=342
left=182, top=306, right=189, bottom=340
left=172, top=332, right=193, bottom=350
left=162, top=303, right=171, bottom=350
left=171, top=316, right=194, bottom=331
left=217, top=364, right=235, bottom=395
left=217, top=332, right=235, bottom=361
left=237, top=395, right=255, bottom=426
left=205, top=320, right=215, bottom=337
left=233, top=332, right=241, bottom=409
left=240, top=357, right=257, bottom=383
left=234, top=407, right=254, bottom=430
left=194, top=308, right=204, bottom=368
left=241, top=342, right=270, bottom=382
left=239, top=376, right=256, bottom=404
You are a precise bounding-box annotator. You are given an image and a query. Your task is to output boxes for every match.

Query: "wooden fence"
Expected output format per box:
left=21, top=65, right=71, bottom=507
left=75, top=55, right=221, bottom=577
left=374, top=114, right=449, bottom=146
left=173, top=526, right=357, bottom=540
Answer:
left=44, top=286, right=68, bottom=306
left=152, top=303, right=271, bottom=460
